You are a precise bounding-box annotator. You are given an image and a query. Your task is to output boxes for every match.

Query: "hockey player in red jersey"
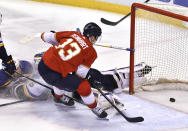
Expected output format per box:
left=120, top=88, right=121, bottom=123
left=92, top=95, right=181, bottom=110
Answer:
left=38, top=22, right=152, bottom=118
left=38, top=22, right=108, bottom=118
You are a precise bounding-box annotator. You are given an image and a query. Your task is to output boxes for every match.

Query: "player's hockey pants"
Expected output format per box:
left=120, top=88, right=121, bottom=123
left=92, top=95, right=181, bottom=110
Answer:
left=38, top=59, right=82, bottom=92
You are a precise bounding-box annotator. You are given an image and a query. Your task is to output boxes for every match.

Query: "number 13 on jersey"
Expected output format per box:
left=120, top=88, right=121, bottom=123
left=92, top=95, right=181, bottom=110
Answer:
left=55, top=38, right=81, bottom=61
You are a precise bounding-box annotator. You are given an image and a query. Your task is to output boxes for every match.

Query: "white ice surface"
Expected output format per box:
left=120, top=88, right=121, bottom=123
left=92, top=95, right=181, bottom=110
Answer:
left=0, top=0, right=188, bottom=131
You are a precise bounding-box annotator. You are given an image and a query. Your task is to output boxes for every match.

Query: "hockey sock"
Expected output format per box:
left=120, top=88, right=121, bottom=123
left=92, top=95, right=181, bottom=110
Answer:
left=77, top=80, right=97, bottom=108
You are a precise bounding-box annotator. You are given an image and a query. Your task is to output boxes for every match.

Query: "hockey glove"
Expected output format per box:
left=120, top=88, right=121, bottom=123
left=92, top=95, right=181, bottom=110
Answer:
left=86, top=73, right=103, bottom=90
left=2, top=55, right=16, bottom=75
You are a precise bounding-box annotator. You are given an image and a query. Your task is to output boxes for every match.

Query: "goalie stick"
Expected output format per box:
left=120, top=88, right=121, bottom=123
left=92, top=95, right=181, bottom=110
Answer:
left=100, top=0, right=150, bottom=26
left=92, top=80, right=144, bottom=123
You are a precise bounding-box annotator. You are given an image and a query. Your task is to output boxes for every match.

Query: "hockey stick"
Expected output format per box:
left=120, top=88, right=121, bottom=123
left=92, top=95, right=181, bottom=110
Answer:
left=76, top=28, right=133, bottom=51
left=13, top=71, right=144, bottom=122
left=0, top=99, right=26, bottom=107
left=94, top=44, right=134, bottom=51
left=92, top=80, right=144, bottom=122
left=100, top=0, right=150, bottom=26
left=76, top=27, right=134, bottom=51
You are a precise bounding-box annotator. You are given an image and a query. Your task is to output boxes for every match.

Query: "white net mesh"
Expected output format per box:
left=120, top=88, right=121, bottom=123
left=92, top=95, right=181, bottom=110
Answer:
left=132, top=4, right=188, bottom=91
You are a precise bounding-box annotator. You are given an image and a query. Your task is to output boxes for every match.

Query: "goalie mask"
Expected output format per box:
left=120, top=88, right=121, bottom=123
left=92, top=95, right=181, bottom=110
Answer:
left=83, top=22, right=102, bottom=44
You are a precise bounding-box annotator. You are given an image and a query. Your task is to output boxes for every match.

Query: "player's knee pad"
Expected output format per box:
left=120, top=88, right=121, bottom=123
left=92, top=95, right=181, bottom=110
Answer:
left=0, top=69, right=11, bottom=88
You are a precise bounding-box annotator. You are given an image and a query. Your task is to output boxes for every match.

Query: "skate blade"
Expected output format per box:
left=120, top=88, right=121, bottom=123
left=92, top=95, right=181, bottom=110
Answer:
left=54, top=103, right=75, bottom=108
left=96, top=117, right=109, bottom=121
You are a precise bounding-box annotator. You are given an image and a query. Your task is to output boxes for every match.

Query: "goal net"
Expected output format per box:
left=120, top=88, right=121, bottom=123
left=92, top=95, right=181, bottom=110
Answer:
left=129, top=3, right=188, bottom=94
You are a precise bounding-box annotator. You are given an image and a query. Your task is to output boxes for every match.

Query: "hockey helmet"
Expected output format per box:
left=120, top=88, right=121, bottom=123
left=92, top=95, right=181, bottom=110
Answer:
left=83, top=22, right=102, bottom=43
left=0, top=69, right=10, bottom=88
left=19, top=60, right=33, bottom=76
left=34, top=52, right=44, bottom=64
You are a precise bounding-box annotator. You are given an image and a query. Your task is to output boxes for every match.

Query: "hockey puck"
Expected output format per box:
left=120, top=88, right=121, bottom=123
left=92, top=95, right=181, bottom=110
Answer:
left=169, top=98, right=175, bottom=102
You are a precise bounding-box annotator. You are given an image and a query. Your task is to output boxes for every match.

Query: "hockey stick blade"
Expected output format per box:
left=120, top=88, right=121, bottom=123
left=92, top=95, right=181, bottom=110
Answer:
left=125, top=116, right=144, bottom=122
left=101, top=13, right=130, bottom=26
left=101, top=0, right=150, bottom=26
left=101, top=18, right=120, bottom=26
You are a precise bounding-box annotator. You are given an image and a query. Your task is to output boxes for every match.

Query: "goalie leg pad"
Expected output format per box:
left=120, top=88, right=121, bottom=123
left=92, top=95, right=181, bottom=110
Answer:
left=14, top=83, right=34, bottom=100
left=14, top=80, right=49, bottom=100
left=113, top=73, right=147, bottom=89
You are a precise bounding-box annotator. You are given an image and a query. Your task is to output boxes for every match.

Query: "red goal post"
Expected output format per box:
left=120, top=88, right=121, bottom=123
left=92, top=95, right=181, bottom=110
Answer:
left=129, top=3, right=188, bottom=94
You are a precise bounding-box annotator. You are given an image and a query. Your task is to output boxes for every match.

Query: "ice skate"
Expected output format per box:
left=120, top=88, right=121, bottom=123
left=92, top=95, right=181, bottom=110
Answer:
left=72, top=91, right=83, bottom=103
left=91, top=106, right=108, bottom=118
left=53, top=95, right=75, bottom=107
left=112, top=63, right=151, bottom=90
